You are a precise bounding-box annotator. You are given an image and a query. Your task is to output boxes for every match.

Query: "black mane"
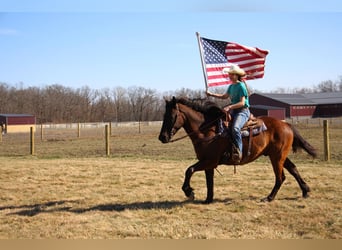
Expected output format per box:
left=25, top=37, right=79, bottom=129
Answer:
left=175, top=97, right=225, bottom=119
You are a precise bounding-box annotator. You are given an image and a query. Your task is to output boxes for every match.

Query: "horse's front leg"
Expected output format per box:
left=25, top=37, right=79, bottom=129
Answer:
left=204, top=168, right=214, bottom=204
left=182, top=160, right=209, bottom=201
left=182, top=162, right=198, bottom=201
left=182, top=161, right=215, bottom=204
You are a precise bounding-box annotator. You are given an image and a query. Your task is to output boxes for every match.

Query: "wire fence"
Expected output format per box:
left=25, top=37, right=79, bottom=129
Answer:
left=286, top=117, right=342, bottom=127
left=0, top=119, right=341, bottom=161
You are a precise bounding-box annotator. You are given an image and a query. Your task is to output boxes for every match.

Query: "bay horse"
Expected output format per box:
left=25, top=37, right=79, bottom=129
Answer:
left=158, top=96, right=317, bottom=204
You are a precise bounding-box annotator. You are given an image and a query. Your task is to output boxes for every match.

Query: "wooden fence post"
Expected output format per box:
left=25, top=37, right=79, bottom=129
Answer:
left=30, top=126, right=35, bottom=155
left=40, top=123, right=43, bottom=141
left=323, top=119, right=330, bottom=161
left=77, top=123, right=81, bottom=138
left=105, top=124, right=110, bottom=156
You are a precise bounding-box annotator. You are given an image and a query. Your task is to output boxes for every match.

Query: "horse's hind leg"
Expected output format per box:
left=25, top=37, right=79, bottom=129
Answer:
left=284, top=158, right=310, bottom=198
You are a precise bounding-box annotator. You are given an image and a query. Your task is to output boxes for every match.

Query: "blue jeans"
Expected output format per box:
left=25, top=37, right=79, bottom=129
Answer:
left=231, top=108, right=250, bottom=153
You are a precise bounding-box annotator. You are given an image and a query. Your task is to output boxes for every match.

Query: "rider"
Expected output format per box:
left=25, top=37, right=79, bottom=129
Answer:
left=206, top=64, right=250, bottom=163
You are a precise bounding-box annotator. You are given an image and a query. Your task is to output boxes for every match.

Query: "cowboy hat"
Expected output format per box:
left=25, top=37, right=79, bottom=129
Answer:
left=222, top=64, right=246, bottom=77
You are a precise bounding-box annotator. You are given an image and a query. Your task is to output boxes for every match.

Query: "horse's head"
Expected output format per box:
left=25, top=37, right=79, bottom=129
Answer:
left=158, top=96, right=184, bottom=143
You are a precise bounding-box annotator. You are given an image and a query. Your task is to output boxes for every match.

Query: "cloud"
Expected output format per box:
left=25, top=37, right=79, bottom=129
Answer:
left=0, top=28, right=19, bottom=36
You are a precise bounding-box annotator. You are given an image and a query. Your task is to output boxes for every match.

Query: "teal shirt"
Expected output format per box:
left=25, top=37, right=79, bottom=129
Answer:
left=226, top=82, right=250, bottom=108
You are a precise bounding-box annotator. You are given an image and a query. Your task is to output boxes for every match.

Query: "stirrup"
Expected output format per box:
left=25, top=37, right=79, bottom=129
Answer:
left=231, top=148, right=242, bottom=164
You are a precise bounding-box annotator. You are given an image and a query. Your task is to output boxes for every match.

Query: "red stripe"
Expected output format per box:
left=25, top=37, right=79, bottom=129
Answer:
left=239, top=61, right=266, bottom=68
left=228, top=58, right=265, bottom=65
left=245, top=67, right=265, bottom=73
left=227, top=43, right=268, bottom=58
left=208, top=81, right=231, bottom=87
left=206, top=66, right=225, bottom=72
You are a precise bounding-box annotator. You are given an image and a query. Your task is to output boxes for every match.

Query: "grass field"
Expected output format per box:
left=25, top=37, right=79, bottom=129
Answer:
left=0, top=121, right=341, bottom=239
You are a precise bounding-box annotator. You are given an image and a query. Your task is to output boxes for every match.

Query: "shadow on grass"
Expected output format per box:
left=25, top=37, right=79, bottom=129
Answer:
left=3, top=199, right=190, bottom=217
left=0, top=200, right=72, bottom=217
left=3, top=198, right=235, bottom=217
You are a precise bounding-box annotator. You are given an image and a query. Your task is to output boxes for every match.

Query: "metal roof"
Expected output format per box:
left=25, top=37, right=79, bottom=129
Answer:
left=254, top=92, right=342, bottom=105
left=0, top=114, right=35, bottom=117
left=250, top=105, right=285, bottom=110
left=303, top=92, right=342, bottom=104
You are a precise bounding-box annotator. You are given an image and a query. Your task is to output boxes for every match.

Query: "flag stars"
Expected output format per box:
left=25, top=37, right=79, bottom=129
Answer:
left=202, top=38, right=227, bottom=64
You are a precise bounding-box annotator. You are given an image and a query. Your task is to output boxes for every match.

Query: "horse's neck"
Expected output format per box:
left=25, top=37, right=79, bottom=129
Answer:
left=179, top=105, right=205, bottom=138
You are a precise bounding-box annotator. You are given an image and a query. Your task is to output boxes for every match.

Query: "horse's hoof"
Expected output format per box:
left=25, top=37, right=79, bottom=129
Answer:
left=260, top=196, right=273, bottom=202
left=303, top=192, right=310, bottom=199
left=187, top=192, right=195, bottom=201
left=202, top=199, right=213, bottom=204
left=183, top=186, right=194, bottom=198
left=260, top=197, right=268, bottom=202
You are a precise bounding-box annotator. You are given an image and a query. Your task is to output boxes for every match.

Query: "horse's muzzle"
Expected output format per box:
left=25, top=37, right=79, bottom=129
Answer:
left=158, top=133, right=170, bottom=143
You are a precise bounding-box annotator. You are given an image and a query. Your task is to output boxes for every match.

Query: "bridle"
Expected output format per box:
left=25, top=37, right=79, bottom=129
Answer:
left=169, top=104, right=188, bottom=143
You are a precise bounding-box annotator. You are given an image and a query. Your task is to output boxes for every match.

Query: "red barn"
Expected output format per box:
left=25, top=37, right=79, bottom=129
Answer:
left=249, top=92, right=342, bottom=118
left=250, top=105, right=286, bottom=120
left=0, top=114, right=36, bottom=133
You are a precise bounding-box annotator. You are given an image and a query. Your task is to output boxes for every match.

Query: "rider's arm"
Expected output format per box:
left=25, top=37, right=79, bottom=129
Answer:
left=225, top=96, right=245, bottom=111
left=206, top=91, right=229, bottom=99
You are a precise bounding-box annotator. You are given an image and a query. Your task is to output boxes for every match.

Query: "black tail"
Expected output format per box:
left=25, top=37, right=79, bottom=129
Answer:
left=290, top=124, right=317, bottom=158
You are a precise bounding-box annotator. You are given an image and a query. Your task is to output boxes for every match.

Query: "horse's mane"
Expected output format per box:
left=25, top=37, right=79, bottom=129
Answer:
left=175, top=97, right=224, bottom=118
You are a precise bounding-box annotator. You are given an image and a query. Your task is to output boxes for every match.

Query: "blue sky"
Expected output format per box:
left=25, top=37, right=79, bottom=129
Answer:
left=1, top=1, right=342, bottom=93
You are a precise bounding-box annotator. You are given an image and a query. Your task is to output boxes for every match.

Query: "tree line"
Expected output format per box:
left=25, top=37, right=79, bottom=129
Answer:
left=0, top=83, right=208, bottom=123
left=0, top=77, right=341, bottom=123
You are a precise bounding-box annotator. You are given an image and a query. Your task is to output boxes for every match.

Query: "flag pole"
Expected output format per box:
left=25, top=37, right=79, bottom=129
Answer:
left=196, top=32, right=209, bottom=91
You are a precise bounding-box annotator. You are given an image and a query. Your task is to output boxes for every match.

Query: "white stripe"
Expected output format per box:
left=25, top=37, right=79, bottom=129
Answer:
left=243, top=64, right=265, bottom=72
left=227, top=53, right=252, bottom=60
left=230, top=58, right=265, bottom=65
left=208, top=78, right=229, bottom=84
left=207, top=71, right=224, bottom=76
left=206, top=63, right=230, bottom=68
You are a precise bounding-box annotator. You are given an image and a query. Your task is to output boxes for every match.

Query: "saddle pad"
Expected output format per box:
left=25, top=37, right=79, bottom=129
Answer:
left=241, top=123, right=267, bottom=137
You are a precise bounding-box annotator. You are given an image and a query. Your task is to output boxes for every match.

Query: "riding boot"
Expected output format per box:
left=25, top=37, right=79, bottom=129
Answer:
left=231, top=145, right=242, bottom=164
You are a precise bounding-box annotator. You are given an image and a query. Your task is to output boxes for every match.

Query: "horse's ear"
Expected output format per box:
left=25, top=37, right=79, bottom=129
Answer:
left=164, top=96, right=177, bottom=105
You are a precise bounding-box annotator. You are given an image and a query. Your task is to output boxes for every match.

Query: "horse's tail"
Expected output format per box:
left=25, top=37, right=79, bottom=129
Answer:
left=290, top=124, right=317, bottom=158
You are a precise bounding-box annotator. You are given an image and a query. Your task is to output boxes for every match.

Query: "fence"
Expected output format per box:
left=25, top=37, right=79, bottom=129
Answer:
left=286, top=117, right=342, bottom=127
left=0, top=119, right=340, bottom=161
left=0, top=121, right=164, bottom=158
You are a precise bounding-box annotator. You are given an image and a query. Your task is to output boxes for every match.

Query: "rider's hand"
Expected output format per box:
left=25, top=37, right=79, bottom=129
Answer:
left=224, top=106, right=231, bottom=112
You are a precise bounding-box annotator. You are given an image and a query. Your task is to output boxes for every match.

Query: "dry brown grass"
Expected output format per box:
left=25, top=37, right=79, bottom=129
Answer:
left=0, top=122, right=341, bottom=239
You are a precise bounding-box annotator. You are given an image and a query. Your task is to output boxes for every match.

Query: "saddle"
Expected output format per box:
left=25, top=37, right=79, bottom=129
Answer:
left=223, top=112, right=266, bottom=137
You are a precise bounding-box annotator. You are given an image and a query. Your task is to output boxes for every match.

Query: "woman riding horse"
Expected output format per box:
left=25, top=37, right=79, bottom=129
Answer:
left=159, top=97, right=317, bottom=204
left=206, top=64, right=250, bottom=164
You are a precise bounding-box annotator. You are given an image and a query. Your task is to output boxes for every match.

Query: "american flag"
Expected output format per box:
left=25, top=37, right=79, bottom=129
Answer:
left=199, top=36, right=269, bottom=87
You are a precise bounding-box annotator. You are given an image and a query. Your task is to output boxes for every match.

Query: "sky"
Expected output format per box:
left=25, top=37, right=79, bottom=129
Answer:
left=1, top=0, right=342, bottom=93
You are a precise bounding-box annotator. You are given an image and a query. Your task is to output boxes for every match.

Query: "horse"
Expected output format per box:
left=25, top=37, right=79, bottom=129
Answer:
left=158, top=96, right=317, bottom=204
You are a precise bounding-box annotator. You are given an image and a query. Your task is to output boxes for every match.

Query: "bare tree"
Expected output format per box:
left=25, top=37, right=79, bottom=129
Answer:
left=0, top=83, right=13, bottom=112
left=316, top=80, right=336, bottom=92
left=111, top=86, right=128, bottom=122
left=127, top=86, right=158, bottom=122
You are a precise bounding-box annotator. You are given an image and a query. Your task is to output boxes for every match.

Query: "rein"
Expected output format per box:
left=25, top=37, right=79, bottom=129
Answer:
left=169, top=111, right=226, bottom=144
